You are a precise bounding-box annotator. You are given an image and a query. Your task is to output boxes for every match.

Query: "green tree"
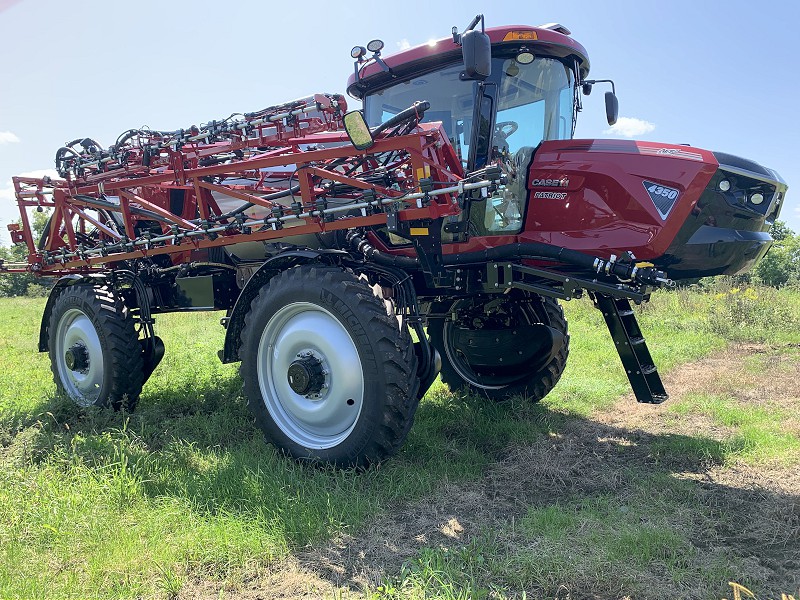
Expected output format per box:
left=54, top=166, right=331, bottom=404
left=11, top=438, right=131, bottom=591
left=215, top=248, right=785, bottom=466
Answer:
left=768, top=220, right=792, bottom=242
left=754, top=220, right=800, bottom=287
left=0, top=210, right=51, bottom=297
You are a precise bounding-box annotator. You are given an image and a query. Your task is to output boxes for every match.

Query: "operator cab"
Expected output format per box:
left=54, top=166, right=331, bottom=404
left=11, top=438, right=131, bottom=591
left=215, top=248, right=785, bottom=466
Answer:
left=347, top=23, right=591, bottom=236
left=362, top=56, right=575, bottom=171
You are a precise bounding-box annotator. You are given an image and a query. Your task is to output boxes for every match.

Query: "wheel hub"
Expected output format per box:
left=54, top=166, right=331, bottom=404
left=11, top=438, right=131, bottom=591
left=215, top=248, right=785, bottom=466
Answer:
left=256, top=301, right=365, bottom=450
left=64, top=342, right=89, bottom=373
left=287, top=354, right=326, bottom=396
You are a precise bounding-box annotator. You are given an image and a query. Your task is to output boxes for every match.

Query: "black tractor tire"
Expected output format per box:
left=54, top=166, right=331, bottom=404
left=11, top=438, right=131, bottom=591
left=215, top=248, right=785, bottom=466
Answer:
left=48, top=284, right=145, bottom=411
left=239, top=265, right=420, bottom=468
left=428, top=293, right=569, bottom=402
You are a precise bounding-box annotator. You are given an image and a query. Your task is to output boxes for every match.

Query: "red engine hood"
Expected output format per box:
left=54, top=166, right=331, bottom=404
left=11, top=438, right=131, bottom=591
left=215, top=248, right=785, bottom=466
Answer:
left=519, top=139, right=719, bottom=261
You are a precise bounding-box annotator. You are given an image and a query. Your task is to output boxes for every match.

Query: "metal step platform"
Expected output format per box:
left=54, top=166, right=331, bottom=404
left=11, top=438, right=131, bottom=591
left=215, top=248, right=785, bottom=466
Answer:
left=591, top=293, right=668, bottom=404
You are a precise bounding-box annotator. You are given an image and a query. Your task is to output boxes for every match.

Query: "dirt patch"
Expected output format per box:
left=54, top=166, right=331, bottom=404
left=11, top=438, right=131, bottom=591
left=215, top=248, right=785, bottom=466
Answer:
left=184, top=344, right=800, bottom=599
left=177, top=557, right=340, bottom=600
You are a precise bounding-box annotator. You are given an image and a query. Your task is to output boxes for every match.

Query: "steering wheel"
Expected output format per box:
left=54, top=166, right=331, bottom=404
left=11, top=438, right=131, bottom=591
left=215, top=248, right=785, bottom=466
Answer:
left=494, top=121, right=519, bottom=138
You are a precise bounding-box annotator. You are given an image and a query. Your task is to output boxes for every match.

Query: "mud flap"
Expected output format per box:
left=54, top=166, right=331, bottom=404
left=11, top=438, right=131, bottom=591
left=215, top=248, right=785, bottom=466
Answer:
left=140, top=336, right=165, bottom=382
left=414, top=341, right=442, bottom=399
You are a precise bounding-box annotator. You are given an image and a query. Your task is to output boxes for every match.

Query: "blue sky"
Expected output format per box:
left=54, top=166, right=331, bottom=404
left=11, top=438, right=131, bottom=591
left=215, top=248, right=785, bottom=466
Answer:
left=1, top=0, right=797, bottom=245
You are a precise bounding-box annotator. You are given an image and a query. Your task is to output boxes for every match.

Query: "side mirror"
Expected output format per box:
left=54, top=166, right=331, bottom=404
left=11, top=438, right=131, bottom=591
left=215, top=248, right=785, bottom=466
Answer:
left=461, top=29, right=491, bottom=80
left=582, top=82, right=592, bottom=96
left=604, top=91, right=619, bottom=126
left=343, top=111, right=374, bottom=150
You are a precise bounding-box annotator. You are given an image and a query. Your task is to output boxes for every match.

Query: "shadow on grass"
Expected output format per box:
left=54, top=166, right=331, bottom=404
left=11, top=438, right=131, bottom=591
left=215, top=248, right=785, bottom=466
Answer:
left=304, top=402, right=800, bottom=599
left=7, top=377, right=799, bottom=598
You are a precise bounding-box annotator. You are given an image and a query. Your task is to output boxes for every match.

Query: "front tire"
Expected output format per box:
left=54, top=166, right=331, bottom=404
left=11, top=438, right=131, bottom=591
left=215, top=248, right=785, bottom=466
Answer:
left=49, top=284, right=145, bottom=410
left=429, top=292, right=569, bottom=402
left=239, top=265, right=420, bottom=468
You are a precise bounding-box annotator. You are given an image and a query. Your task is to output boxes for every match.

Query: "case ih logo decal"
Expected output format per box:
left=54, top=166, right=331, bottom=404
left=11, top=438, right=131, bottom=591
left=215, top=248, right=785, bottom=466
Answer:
left=643, top=180, right=680, bottom=219
left=531, top=177, right=569, bottom=187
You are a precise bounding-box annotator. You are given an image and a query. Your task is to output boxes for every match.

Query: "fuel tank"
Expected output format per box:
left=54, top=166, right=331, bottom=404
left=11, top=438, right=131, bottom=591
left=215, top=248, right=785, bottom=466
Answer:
left=520, top=139, right=787, bottom=279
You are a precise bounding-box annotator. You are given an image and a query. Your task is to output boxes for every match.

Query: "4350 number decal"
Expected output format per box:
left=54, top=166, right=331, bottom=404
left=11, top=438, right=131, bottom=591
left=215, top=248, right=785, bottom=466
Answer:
left=642, top=180, right=681, bottom=219
left=647, top=183, right=678, bottom=200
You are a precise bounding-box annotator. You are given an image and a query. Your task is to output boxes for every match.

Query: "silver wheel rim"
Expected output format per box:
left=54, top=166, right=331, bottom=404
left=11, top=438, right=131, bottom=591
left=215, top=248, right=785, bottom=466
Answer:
left=257, top=302, right=364, bottom=450
left=53, top=308, right=105, bottom=406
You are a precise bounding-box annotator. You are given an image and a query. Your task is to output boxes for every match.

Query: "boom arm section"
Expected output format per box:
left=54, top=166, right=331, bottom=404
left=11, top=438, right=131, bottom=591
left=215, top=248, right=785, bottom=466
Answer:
left=6, top=94, right=469, bottom=276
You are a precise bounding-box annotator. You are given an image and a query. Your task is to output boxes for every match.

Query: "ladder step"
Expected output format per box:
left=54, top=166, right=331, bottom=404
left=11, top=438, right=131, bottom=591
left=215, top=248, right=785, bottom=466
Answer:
left=592, top=293, right=668, bottom=404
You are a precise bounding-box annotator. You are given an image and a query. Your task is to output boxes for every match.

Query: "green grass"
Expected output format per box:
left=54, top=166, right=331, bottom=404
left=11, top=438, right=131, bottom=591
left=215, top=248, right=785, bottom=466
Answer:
left=0, top=299, right=558, bottom=597
left=378, top=477, right=738, bottom=599
left=668, top=392, right=800, bottom=465
left=542, top=287, right=729, bottom=416
left=1, top=284, right=799, bottom=598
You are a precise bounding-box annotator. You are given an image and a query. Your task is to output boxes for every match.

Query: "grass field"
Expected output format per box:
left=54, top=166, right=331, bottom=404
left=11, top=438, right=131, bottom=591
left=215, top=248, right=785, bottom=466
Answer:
left=0, top=283, right=798, bottom=599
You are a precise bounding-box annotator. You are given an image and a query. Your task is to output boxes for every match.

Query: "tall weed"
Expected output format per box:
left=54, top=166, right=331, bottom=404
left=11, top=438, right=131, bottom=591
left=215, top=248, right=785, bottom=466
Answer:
left=706, top=281, right=799, bottom=341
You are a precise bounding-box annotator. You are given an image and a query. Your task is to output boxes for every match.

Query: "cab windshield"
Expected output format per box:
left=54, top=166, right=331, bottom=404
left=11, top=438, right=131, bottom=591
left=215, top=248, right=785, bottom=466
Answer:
left=363, top=55, right=576, bottom=169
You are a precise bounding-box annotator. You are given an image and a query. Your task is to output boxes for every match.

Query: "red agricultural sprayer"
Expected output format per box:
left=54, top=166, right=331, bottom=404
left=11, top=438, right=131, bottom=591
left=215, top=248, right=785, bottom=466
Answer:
left=2, top=16, right=787, bottom=467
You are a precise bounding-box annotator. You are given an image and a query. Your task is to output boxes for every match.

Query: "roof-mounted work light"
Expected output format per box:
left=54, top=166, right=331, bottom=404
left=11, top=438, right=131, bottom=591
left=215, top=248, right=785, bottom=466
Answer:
left=516, top=47, right=535, bottom=64
left=351, top=38, right=392, bottom=85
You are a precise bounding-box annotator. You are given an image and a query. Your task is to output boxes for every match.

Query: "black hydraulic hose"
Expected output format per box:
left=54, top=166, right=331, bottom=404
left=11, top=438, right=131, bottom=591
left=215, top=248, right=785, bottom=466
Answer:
left=442, top=242, right=669, bottom=286
left=38, top=206, right=122, bottom=250
left=55, top=146, right=81, bottom=161
left=114, top=270, right=155, bottom=338
left=82, top=137, right=103, bottom=150
left=347, top=231, right=665, bottom=286
left=55, top=146, right=82, bottom=177
left=404, top=286, right=434, bottom=386
left=55, top=137, right=105, bottom=176
left=113, top=129, right=146, bottom=149
left=37, top=214, right=53, bottom=251
left=443, top=242, right=597, bottom=269
left=372, top=101, right=430, bottom=137
left=346, top=230, right=420, bottom=270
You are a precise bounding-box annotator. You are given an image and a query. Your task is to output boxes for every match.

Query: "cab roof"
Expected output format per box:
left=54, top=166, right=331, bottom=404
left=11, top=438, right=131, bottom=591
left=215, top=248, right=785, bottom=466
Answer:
left=346, top=24, right=590, bottom=99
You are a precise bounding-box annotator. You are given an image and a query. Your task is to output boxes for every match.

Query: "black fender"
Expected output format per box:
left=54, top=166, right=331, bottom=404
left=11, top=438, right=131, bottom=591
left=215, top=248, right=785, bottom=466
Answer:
left=219, top=249, right=345, bottom=364
left=38, top=274, right=108, bottom=352
left=41, top=273, right=165, bottom=385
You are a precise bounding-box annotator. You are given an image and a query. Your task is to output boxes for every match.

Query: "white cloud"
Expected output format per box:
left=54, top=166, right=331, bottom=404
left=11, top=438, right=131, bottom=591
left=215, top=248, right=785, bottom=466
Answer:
left=0, top=131, right=20, bottom=144
left=396, top=39, right=411, bottom=50
left=603, top=117, right=656, bottom=138
left=0, top=169, right=60, bottom=246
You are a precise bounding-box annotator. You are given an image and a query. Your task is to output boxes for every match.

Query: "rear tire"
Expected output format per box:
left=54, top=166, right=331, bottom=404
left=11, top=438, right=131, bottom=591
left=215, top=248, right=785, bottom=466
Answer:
left=429, top=292, right=569, bottom=402
left=239, top=265, right=420, bottom=468
left=49, top=284, right=145, bottom=410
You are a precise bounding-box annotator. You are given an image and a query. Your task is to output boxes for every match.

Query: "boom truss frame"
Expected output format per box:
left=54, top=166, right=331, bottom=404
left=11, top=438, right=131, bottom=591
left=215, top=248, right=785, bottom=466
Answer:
left=6, top=94, right=473, bottom=276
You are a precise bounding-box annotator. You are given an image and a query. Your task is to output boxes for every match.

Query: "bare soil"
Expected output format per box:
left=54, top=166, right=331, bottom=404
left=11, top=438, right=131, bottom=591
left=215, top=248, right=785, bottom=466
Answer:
left=180, top=343, right=800, bottom=599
